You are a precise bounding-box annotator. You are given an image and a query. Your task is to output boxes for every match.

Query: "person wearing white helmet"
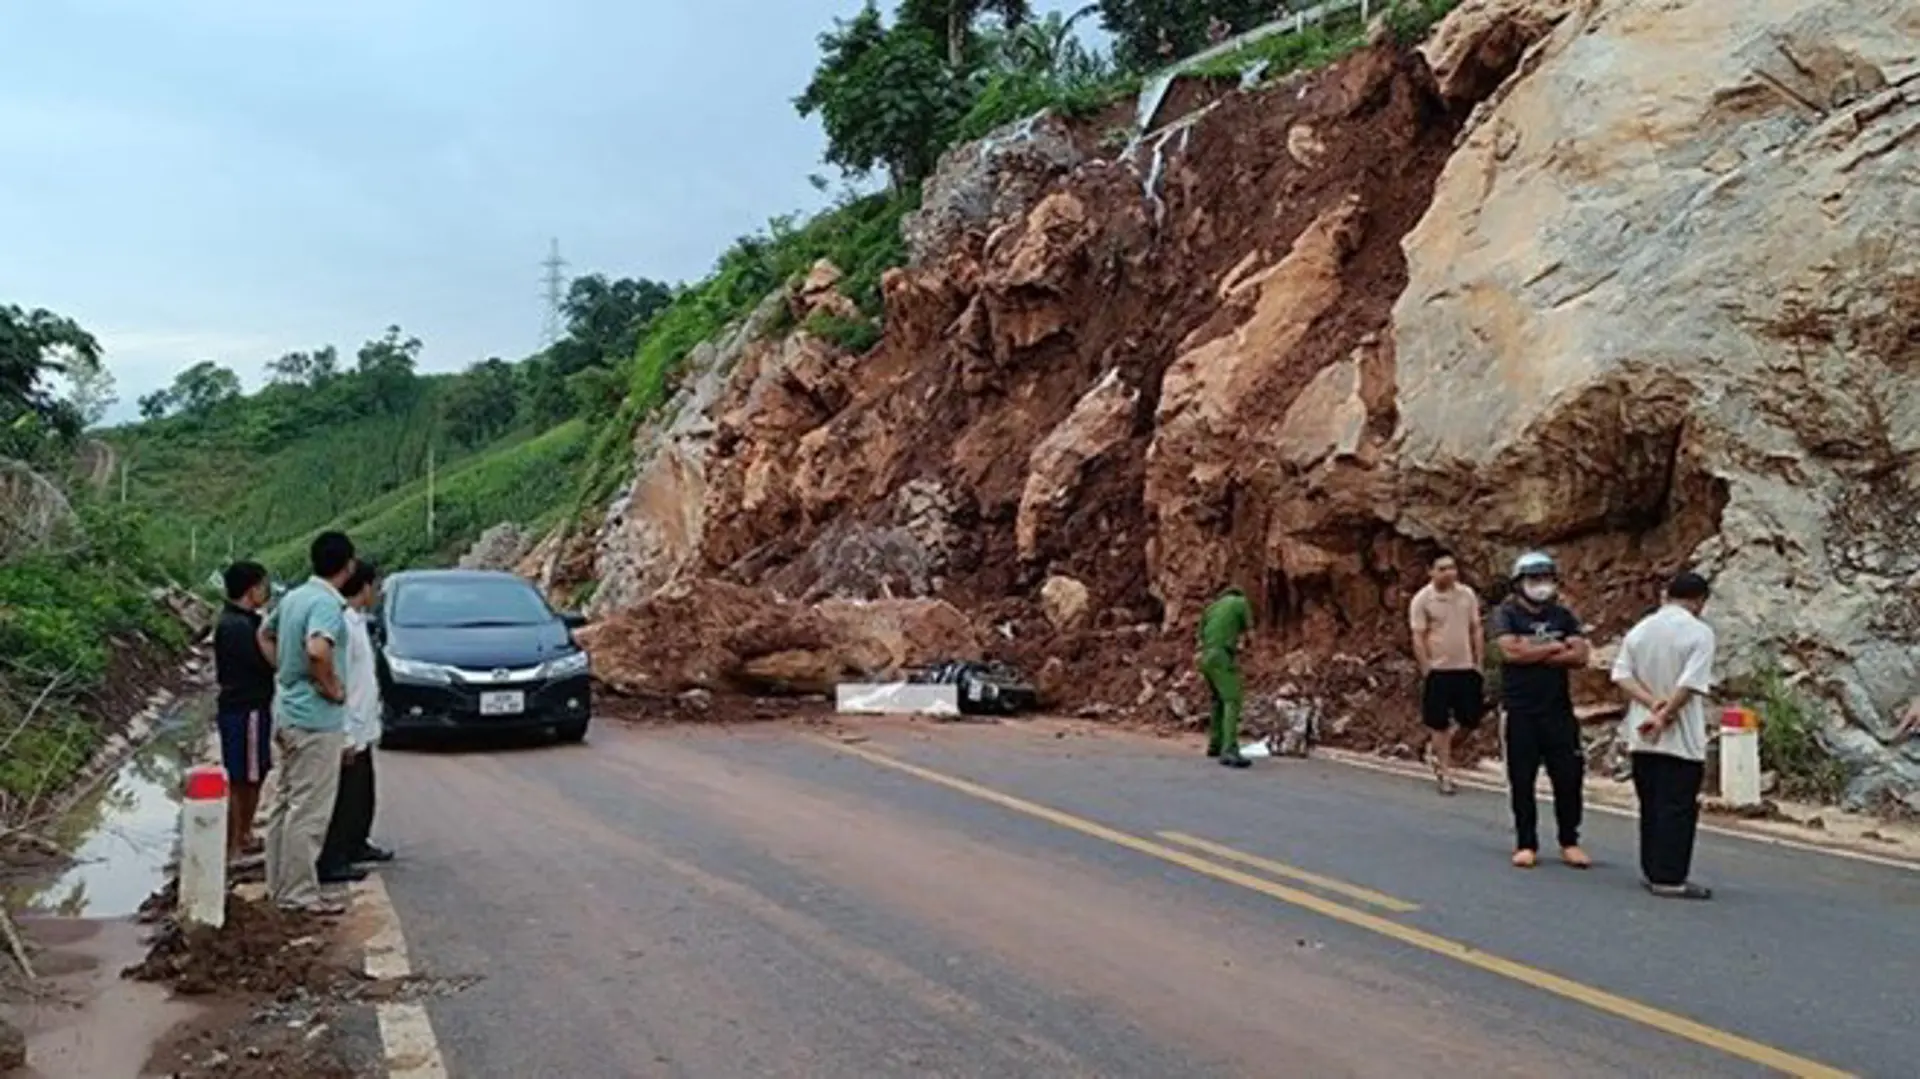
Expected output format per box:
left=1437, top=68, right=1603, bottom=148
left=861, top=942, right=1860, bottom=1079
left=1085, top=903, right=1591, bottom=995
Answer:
left=1491, top=550, right=1593, bottom=870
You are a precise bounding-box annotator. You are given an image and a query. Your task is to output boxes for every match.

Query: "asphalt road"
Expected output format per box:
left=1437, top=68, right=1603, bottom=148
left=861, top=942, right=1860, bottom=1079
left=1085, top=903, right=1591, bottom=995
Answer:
left=364, top=717, right=1920, bottom=1078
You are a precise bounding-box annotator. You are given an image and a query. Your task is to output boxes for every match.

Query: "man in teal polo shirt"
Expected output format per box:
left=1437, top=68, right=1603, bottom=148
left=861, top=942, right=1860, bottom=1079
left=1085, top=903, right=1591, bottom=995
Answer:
left=260, top=530, right=357, bottom=914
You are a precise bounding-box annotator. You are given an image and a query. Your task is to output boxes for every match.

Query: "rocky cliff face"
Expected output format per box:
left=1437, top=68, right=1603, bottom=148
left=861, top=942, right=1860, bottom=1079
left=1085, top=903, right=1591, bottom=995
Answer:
left=1390, top=0, right=1920, bottom=805
left=552, top=0, right=1919, bottom=805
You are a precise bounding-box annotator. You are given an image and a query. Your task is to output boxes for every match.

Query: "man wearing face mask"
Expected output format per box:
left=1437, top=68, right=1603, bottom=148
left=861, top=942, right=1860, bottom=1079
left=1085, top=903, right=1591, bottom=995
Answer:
left=1612, top=571, right=1716, bottom=900
left=1492, top=551, right=1592, bottom=870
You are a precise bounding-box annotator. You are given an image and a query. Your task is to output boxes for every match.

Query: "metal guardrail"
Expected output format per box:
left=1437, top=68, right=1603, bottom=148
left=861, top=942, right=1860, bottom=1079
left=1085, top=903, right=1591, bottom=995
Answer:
left=1136, top=0, right=1374, bottom=132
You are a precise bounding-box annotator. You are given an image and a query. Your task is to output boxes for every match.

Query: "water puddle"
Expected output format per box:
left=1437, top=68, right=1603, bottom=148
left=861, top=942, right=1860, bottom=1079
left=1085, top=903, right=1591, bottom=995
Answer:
left=19, top=703, right=204, bottom=918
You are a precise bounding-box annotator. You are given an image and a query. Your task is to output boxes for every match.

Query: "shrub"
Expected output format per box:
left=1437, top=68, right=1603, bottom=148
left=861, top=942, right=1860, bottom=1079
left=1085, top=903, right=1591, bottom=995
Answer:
left=803, top=312, right=885, bottom=354
left=1385, top=0, right=1465, bottom=47
left=1751, top=665, right=1850, bottom=803
left=0, top=499, right=182, bottom=809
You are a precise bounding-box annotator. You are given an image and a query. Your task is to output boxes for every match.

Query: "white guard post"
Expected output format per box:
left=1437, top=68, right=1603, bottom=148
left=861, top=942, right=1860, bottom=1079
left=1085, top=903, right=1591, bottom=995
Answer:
left=180, top=764, right=230, bottom=929
left=1719, top=706, right=1763, bottom=808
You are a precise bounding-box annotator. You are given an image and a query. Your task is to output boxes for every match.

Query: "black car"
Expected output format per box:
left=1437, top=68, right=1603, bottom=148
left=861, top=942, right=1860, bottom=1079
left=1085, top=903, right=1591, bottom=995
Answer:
left=371, top=569, right=592, bottom=744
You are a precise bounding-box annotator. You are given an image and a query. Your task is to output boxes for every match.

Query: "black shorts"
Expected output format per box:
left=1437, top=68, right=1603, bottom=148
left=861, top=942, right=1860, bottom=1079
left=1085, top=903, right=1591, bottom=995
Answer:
left=1421, top=670, right=1486, bottom=731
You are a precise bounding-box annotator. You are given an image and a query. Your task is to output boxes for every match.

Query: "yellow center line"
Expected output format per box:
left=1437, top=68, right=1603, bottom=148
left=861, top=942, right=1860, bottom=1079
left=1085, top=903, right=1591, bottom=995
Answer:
left=1156, top=831, right=1419, bottom=913
left=818, top=737, right=1852, bottom=1079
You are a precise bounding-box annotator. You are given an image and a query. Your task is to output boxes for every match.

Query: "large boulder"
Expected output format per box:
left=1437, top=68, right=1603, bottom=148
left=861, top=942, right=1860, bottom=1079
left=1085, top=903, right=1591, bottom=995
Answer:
left=579, top=578, right=978, bottom=696
left=1018, top=369, right=1139, bottom=561
left=1392, top=0, right=1920, bottom=806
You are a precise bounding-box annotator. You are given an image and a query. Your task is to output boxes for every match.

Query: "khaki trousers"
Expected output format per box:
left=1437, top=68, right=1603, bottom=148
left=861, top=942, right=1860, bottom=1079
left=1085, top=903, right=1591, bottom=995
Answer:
left=265, top=724, right=343, bottom=909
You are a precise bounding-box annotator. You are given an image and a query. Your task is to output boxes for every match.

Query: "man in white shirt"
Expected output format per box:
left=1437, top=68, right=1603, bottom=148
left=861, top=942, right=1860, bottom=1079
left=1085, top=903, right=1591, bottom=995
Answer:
left=1611, top=571, right=1716, bottom=900
left=319, top=562, right=393, bottom=881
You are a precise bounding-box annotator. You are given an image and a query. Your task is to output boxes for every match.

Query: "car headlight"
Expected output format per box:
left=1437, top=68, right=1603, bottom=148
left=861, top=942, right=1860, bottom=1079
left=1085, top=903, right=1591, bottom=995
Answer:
left=542, top=652, right=590, bottom=680
left=386, top=655, right=452, bottom=685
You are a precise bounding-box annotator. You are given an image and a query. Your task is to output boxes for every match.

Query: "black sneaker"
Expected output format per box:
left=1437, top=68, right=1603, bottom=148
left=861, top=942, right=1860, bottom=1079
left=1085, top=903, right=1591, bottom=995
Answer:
left=353, top=844, right=395, bottom=864
left=1206, top=746, right=1222, bottom=759
left=1219, top=753, right=1252, bottom=770
left=318, top=864, right=369, bottom=885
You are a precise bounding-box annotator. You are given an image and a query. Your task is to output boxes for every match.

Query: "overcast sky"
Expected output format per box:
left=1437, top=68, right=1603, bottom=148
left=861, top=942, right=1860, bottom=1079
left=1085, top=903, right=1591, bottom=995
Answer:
left=0, top=0, right=1089, bottom=423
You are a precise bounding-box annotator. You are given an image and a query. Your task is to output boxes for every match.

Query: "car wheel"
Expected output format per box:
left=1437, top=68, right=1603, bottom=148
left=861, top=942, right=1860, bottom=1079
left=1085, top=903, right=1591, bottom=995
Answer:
left=556, top=718, right=589, bottom=744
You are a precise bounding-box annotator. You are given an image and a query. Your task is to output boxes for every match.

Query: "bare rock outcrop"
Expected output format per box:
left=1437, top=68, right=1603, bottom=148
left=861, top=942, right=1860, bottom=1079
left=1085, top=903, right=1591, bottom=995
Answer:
left=587, top=291, right=790, bottom=618
left=458, top=523, right=535, bottom=572
left=903, top=113, right=1085, bottom=267
left=1393, top=0, right=1920, bottom=806
left=0, top=458, right=79, bottom=562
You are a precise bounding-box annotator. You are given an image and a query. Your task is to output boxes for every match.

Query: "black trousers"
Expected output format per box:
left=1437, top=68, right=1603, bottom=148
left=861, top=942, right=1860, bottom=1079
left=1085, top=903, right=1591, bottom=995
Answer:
left=1631, top=752, right=1704, bottom=886
left=1505, top=708, right=1584, bottom=851
left=319, top=748, right=376, bottom=870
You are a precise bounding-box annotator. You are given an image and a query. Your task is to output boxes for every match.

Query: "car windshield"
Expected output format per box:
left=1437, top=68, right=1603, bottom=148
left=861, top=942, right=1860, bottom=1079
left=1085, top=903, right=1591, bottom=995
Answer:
left=392, top=579, right=552, bottom=628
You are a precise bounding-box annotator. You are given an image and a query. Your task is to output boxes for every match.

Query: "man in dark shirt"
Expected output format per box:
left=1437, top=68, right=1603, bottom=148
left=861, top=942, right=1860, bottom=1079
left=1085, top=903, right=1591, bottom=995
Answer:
left=214, top=561, right=277, bottom=867
left=1492, top=551, right=1592, bottom=870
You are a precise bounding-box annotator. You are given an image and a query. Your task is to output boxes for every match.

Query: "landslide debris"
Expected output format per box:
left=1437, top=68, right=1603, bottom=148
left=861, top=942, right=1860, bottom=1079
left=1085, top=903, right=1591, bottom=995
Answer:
left=549, top=0, right=1920, bottom=805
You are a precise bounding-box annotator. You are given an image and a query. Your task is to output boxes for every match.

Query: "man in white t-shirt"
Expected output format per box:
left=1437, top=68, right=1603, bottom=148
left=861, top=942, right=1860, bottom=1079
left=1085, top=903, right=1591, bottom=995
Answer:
left=1611, top=571, right=1716, bottom=900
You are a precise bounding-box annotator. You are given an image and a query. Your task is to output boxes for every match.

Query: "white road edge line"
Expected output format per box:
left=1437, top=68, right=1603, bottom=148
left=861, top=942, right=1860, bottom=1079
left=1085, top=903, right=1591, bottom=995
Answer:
left=353, top=875, right=450, bottom=1078
left=1316, top=748, right=1920, bottom=873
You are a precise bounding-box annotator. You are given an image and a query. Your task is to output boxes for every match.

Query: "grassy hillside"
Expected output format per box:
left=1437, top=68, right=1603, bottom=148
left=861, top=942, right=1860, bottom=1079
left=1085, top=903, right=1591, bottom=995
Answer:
left=108, top=374, right=584, bottom=582
left=254, top=420, right=587, bottom=576
left=113, top=389, right=445, bottom=558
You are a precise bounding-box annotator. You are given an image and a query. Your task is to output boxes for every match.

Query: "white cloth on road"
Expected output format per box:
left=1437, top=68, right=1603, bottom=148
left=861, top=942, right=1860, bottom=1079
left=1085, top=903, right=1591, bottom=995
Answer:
left=1611, top=604, right=1717, bottom=762
left=343, top=608, right=383, bottom=751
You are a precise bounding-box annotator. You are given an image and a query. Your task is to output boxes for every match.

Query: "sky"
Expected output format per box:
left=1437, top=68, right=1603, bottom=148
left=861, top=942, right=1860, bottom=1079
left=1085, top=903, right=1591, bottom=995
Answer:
left=0, top=0, right=1089, bottom=423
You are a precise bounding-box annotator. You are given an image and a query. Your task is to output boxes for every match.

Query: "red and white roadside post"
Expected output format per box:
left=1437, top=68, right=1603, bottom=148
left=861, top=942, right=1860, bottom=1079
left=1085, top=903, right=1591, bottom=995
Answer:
left=180, top=764, right=229, bottom=929
left=1719, top=706, right=1763, bottom=809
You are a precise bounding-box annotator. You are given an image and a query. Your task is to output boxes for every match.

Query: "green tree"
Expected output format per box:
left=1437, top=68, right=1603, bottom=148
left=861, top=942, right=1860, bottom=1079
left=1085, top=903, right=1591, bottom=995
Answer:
left=356, top=325, right=422, bottom=413
left=442, top=357, right=521, bottom=445
left=552, top=274, right=674, bottom=376
left=166, top=361, right=243, bottom=416
left=1, top=304, right=100, bottom=460
left=795, top=3, right=970, bottom=187
left=1097, top=0, right=1284, bottom=70
left=565, top=364, right=625, bottom=423
left=520, top=355, right=576, bottom=428
left=992, top=5, right=1107, bottom=81
left=899, top=0, right=1033, bottom=68
left=265, top=345, right=340, bottom=387
left=136, top=388, right=173, bottom=421
left=63, top=363, right=117, bottom=428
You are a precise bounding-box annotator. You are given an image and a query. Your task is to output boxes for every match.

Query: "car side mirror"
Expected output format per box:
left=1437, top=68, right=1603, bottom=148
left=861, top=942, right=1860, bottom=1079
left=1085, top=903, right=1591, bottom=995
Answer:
left=559, top=611, right=588, bottom=630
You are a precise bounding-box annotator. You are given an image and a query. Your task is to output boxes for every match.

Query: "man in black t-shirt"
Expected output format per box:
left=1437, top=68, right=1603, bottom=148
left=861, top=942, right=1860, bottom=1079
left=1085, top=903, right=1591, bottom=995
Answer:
left=1492, top=550, right=1592, bottom=870
left=214, top=561, right=277, bottom=868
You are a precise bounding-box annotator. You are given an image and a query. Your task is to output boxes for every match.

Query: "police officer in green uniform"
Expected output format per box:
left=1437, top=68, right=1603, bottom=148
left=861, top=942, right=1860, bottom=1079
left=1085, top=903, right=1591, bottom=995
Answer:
left=1197, top=586, right=1254, bottom=769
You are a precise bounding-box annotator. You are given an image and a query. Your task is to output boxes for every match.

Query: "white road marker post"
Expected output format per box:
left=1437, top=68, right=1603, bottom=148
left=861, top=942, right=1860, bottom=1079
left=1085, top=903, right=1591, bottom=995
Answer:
left=180, top=764, right=230, bottom=929
left=1719, top=706, right=1763, bottom=808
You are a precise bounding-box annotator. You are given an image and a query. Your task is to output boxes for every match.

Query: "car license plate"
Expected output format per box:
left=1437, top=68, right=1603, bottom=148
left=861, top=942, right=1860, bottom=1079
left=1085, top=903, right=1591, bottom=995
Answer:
left=480, top=691, right=525, bottom=716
